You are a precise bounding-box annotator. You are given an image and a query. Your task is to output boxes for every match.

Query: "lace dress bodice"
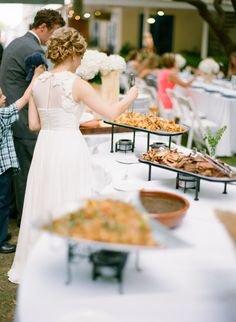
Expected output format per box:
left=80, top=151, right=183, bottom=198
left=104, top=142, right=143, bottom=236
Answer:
left=32, top=71, right=83, bottom=130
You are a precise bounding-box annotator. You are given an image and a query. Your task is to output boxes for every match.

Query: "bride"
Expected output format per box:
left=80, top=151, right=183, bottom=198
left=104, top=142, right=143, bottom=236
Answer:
left=8, top=27, right=138, bottom=284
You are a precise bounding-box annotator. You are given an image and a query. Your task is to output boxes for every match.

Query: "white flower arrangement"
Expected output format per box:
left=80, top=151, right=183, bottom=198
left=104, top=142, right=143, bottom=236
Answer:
left=198, top=58, right=220, bottom=75
left=175, top=54, right=186, bottom=70
left=100, top=54, right=126, bottom=75
left=76, top=50, right=107, bottom=81
left=76, top=50, right=126, bottom=83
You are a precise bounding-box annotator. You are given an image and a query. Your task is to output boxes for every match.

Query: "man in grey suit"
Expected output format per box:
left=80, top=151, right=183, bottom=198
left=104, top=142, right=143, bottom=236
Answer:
left=0, top=9, right=65, bottom=222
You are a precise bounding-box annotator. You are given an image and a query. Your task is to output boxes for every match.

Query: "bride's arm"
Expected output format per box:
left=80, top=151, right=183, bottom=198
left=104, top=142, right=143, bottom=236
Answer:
left=28, top=95, right=41, bottom=131
left=73, top=78, right=138, bottom=120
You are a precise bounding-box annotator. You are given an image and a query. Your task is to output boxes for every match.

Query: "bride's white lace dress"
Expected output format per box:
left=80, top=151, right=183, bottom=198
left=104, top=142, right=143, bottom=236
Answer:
left=8, top=71, right=94, bottom=283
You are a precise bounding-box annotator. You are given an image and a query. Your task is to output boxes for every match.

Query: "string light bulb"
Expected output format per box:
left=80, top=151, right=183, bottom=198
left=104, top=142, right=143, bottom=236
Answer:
left=75, top=15, right=81, bottom=20
left=83, top=12, right=91, bottom=18
left=147, top=17, right=155, bottom=24
left=157, top=11, right=164, bottom=16
left=94, top=10, right=101, bottom=16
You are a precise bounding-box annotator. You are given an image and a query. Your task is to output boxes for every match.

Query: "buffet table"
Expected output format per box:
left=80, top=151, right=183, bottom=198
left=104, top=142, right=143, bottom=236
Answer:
left=17, top=133, right=236, bottom=322
left=188, top=84, right=236, bottom=157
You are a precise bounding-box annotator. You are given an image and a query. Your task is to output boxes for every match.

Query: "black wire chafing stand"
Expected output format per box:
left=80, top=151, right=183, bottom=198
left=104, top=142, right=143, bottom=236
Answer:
left=65, top=239, right=142, bottom=294
left=103, top=121, right=188, bottom=153
left=139, top=159, right=236, bottom=201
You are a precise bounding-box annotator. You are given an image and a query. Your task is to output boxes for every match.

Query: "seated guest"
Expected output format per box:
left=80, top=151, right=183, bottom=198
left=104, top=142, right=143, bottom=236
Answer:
left=126, top=50, right=141, bottom=75
left=158, top=53, right=194, bottom=110
left=138, top=53, right=160, bottom=80
left=228, top=51, right=236, bottom=78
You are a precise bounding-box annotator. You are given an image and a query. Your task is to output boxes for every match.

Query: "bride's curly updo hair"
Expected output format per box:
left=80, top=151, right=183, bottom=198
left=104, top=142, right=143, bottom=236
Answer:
left=46, top=27, right=87, bottom=65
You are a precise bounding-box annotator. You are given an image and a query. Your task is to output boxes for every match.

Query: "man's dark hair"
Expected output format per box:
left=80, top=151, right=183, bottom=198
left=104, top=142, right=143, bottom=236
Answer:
left=31, top=9, right=65, bottom=30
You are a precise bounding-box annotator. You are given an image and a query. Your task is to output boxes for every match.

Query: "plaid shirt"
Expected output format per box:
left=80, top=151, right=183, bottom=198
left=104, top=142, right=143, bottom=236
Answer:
left=0, top=103, right=19, bottom=175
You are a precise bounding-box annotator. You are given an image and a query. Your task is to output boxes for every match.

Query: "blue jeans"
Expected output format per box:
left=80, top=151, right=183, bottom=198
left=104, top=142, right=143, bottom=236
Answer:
left=0, top=170, right=12, bottom=245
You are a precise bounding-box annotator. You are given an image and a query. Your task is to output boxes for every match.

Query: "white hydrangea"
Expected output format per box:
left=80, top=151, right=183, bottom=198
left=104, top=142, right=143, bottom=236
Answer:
left=76, top=50, right=108, bottom=80
left=77, top=65, right=97, bottom=80
left=198, top=58, right=220, bottom=75
left=100, top=55, right=126, bottom=75
left=76, top=50, right=126, bottom=80
left=175, top=54, right=186, bottom=69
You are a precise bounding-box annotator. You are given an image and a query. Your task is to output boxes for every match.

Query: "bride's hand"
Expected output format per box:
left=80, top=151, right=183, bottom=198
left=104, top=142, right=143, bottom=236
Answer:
left=127, top=85, right=138, bottom=101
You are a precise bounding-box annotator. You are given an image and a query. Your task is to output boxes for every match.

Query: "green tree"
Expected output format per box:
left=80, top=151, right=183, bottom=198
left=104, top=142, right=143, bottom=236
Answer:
left=173, top=0, right=236, bottom=56
left=73, top=0, right=84, bottom=15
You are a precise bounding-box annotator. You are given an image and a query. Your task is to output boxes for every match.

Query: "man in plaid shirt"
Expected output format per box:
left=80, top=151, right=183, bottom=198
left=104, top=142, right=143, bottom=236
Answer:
left=0, top=66, right=44, bottom=253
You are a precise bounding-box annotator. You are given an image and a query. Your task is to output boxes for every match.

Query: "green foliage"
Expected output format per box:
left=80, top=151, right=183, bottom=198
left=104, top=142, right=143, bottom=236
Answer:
left=88, top=38, right=98, bottom=48
left=219, top=156, right=236, bottom=167
left=181, top=50, right=201, bottom=68
left=73, top=0, right=83, bottom=15
left=180, top=51, right=228, bottom=73
left=119, top=42, right=135, bottom=60
left=88, top=72, right=102, bottom=85
left=204, top=125, right=227, bottom=157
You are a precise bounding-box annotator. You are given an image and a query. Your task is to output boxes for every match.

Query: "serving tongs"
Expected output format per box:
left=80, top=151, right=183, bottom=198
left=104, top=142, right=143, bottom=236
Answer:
left=195, top=151, right=233, bottom=177
left=128, top=73, right=135, bottom=113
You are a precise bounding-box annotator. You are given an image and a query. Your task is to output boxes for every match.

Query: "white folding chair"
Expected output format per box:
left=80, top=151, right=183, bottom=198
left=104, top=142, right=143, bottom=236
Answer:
left=164, top=88, right=183, bottom=145
left=157, top=94, right=177, bottom=121
left=166, top=88, right=182, bottom=118
left=172, top=91, right=218, bottom=150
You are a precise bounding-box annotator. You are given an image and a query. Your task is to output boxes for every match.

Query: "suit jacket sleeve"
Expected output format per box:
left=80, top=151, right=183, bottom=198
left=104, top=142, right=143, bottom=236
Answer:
left=0, top=33, right=44, bottom=139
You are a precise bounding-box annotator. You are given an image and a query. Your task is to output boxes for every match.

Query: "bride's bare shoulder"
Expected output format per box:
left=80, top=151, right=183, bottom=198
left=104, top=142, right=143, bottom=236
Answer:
left=73, top=75, right=93, bottom=101
left=37, top=71, right=51, bottom=81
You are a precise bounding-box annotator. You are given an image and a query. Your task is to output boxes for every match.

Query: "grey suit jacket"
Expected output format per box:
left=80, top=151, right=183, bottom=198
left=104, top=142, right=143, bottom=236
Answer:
left=0, top=32, right=44, bottom=140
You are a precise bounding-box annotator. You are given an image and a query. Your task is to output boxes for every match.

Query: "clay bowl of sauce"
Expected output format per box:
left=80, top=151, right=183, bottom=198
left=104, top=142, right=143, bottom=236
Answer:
left=140, top=190, right=190, bottom=228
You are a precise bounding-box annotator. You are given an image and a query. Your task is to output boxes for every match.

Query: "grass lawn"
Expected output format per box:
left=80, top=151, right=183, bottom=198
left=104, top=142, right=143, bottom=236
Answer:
left=0, top=220, right=19, bottom=322
left=219, top=156, right=236, bottom=167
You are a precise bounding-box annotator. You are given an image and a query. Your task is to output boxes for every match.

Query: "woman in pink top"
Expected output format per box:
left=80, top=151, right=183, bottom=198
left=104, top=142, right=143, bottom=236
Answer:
left=158, top=53, right=194, bottom=110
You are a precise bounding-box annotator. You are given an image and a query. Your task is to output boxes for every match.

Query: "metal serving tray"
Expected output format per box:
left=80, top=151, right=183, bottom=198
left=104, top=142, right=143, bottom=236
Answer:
left=103, top=120, right=189, bottom=152
left=139, top=158, right=236, bottom=201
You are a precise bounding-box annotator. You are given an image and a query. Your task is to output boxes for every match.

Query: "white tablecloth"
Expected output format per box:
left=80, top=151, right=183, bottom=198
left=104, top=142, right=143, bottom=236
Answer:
left=17, top=133, right=236, bottom=322
left=189, top=88, right=236, bottom=156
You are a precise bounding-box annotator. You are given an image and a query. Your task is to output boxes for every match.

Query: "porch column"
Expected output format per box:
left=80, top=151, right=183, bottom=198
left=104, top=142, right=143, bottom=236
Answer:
left=142, top=7, right=149, bottom=47
left=112, top=7, right=122, bottom=53
left=201, top=21, right=209, bottom=59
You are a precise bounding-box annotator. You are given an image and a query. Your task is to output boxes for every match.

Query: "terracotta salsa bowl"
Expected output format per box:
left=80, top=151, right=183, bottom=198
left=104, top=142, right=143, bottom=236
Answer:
left=140, top=190, right=190, bottom=228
